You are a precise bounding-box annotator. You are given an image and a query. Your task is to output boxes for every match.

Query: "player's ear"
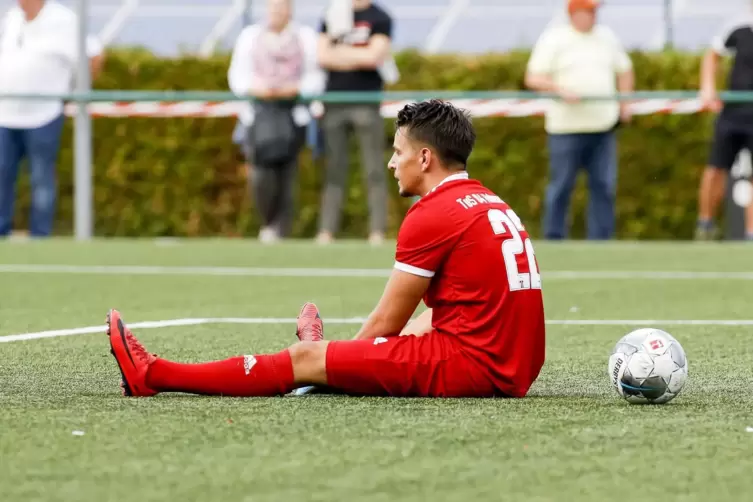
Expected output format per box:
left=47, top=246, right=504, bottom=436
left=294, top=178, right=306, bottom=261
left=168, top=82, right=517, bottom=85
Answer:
left=420, top=148, right=430, bottom=170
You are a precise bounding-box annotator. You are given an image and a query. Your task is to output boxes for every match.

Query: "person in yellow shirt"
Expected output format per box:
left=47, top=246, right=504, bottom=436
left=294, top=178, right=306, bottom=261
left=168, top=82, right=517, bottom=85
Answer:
left=525, top=0, right=634, bottom=240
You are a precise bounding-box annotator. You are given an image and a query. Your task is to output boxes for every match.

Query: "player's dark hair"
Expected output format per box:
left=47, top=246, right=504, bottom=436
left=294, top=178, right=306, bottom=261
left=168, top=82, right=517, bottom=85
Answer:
left=395, top=99, right=476, bottom=169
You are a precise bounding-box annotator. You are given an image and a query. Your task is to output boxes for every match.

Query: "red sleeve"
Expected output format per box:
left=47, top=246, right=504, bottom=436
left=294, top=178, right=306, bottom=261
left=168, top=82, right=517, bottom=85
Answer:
left=394, top=204, right=460, bottom=278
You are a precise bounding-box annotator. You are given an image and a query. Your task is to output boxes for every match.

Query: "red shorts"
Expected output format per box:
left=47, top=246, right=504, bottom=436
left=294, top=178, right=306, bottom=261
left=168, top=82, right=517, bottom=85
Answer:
left=325, top=331, right=497, bottom=397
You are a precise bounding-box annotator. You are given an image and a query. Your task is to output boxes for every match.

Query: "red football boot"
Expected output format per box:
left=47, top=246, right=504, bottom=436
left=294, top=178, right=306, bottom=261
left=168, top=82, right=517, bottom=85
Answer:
left=106, top=309, right=158, bottom=397
left=295, top=302, right=324, bottom=342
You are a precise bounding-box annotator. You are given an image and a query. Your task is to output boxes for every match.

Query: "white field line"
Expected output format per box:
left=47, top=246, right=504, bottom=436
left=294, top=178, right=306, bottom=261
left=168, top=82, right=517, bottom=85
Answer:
left=0, top=264, right=390, bottom=277
left=2, top=317, right=753, bottom=344
left=1, top=264, right=753, bottom=280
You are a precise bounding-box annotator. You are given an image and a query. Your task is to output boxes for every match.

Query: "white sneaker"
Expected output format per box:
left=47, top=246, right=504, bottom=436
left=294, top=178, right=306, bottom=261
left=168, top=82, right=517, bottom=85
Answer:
left=368, top=232, right=385, bottom=246
left=316, top=232, right=333, bottom=245
left=259, top=227, right=279, bottom=244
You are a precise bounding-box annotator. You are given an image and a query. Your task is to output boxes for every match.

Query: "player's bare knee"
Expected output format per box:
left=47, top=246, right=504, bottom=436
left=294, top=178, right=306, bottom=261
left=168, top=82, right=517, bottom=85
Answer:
left=288, top=341, right=329, bottom=384
left=288, top=341, right=320, bottom=363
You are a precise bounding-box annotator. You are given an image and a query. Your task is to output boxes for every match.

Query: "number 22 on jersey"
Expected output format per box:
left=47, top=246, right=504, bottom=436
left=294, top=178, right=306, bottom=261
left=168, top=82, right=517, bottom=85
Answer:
left=487, top=209, right=542, bottom=291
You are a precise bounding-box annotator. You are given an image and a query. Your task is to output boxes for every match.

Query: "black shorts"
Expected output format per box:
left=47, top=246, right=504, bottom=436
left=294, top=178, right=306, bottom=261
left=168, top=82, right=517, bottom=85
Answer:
left=709, top=117, right=753, bottom=170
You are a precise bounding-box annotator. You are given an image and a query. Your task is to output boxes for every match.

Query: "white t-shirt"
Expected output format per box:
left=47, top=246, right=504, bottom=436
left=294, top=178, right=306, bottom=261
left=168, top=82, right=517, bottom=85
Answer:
left=527, top=23, right=632, bottom=134
left=0, top=1, right=102, bottom=129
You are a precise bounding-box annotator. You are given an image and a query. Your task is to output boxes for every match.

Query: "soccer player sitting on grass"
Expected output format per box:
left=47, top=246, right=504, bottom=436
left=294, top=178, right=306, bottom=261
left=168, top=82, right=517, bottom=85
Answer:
left=106, top=100, right=546, bottom=398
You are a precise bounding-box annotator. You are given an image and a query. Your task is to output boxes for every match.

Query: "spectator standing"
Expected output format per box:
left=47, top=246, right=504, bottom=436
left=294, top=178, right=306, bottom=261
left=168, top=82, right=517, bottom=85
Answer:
left=0, top=0, right=104, bottom=238
left=525, top=0, right=633, bottom=240
left=696, top=19, right=753, bottom=240
left=316, top=0, right=396, bottom=245
left=228, top=0, right=324, bottom=243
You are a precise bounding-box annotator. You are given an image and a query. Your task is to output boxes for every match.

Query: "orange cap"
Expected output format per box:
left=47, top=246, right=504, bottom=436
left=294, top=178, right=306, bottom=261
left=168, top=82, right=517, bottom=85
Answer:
left=568, top=0, right=600, bottom=13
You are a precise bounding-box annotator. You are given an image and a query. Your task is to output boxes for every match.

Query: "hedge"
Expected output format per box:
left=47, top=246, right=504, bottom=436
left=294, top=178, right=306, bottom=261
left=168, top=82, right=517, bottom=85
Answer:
left=11, top=48, right=726, bottom=239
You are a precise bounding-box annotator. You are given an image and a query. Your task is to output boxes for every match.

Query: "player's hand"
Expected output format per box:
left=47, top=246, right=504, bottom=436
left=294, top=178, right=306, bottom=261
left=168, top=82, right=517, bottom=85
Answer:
left=399, top=321, right=430, bottom=337
left=700, top=88, right=722, bottom=113
left=398, top=308, right=433, bottom=337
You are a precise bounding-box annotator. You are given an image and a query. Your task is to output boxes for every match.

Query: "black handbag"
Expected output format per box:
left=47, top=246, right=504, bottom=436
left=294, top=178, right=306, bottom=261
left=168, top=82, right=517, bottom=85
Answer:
left=249, top=99, right=297, bottom=167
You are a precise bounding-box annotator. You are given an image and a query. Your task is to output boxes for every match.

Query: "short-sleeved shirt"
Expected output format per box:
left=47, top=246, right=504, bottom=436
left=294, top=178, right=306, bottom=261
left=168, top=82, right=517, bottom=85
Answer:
left=712, top=20, right=753, bottom=125
left=319, top=3, right=392, bottom=92
left=394, top=172, right=546, bottom=397
left=526, top=23, right=632, bottom=134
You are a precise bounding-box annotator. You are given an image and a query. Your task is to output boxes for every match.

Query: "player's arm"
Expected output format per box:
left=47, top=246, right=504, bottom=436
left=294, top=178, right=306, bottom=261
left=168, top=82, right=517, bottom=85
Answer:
left=360, top=199, right=458, bottom=341
left=399, top=307, right=433, bottom=337
left=353, top=269, right=430, bottom=340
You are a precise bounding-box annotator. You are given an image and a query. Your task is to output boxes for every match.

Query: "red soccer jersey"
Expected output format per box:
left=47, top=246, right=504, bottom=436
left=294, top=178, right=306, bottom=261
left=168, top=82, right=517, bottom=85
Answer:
left=394, top=172, right=546, bottom=397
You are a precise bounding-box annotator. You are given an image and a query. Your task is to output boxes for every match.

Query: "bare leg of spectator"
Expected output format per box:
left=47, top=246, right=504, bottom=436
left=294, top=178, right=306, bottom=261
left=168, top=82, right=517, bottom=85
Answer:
left=696, top=119, right=741, bottom=240
left=0, top=127, right=24, bottom=237
left=746, top=194, right=753, bottom=239
left=318, top=105, right=350, bottom=244
left=697, top=167, right=727, bottom=239
left=24, top=115, right=64, bottom=238
left=353, top=104, right=387, bottom=245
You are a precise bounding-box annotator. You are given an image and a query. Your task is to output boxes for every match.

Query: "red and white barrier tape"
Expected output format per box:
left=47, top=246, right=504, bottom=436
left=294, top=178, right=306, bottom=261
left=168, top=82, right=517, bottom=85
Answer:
left=61, top=98, right=707, bottom=118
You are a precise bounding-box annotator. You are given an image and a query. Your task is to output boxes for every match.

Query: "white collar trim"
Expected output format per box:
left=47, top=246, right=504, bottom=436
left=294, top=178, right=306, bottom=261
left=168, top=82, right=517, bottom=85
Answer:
left=430, top=172, right=469, bottom=193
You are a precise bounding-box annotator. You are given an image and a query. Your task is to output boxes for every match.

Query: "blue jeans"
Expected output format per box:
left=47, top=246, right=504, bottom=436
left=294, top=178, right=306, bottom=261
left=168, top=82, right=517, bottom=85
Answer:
left=543, top=131, right=617, bottom=240
left=0, top=114, right=65, bottom=237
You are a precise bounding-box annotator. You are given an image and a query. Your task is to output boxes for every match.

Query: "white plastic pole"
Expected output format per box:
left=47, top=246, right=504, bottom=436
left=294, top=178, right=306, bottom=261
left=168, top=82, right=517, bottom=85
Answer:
left=74, top=0, right=92, bottom=240
left=663, top=0, right=673, bottom=49
left=243, top=0, right=252, bottom=26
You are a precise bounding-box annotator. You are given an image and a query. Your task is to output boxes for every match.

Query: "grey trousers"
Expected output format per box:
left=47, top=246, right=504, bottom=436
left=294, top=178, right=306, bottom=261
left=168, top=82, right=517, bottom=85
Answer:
left=243, top=126, right=303, bottom=237
left=318, top=103, right=387, bottom=235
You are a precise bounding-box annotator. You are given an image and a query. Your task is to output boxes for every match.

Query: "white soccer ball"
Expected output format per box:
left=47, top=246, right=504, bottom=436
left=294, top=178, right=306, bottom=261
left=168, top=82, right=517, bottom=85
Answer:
left=608, top=328, right=688, bottom=404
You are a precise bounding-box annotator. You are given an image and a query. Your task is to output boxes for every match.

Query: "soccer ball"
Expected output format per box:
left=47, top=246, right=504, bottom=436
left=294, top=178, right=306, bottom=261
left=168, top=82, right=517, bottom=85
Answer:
left=608, top=328, right=688, bottom=404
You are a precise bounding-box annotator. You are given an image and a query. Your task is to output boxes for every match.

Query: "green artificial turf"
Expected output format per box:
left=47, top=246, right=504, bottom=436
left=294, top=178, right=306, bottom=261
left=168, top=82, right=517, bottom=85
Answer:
left=1, top=240, right=752, bottom=501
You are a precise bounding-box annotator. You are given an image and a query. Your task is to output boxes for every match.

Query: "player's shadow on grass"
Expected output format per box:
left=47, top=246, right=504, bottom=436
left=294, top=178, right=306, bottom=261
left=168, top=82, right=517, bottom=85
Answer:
left=102, top=386, right=699, bottom=409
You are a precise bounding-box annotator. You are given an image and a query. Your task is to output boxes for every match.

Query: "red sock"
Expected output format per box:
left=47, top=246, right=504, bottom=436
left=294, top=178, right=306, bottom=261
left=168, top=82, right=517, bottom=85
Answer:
left=146, top=349, right=295, bottom=397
